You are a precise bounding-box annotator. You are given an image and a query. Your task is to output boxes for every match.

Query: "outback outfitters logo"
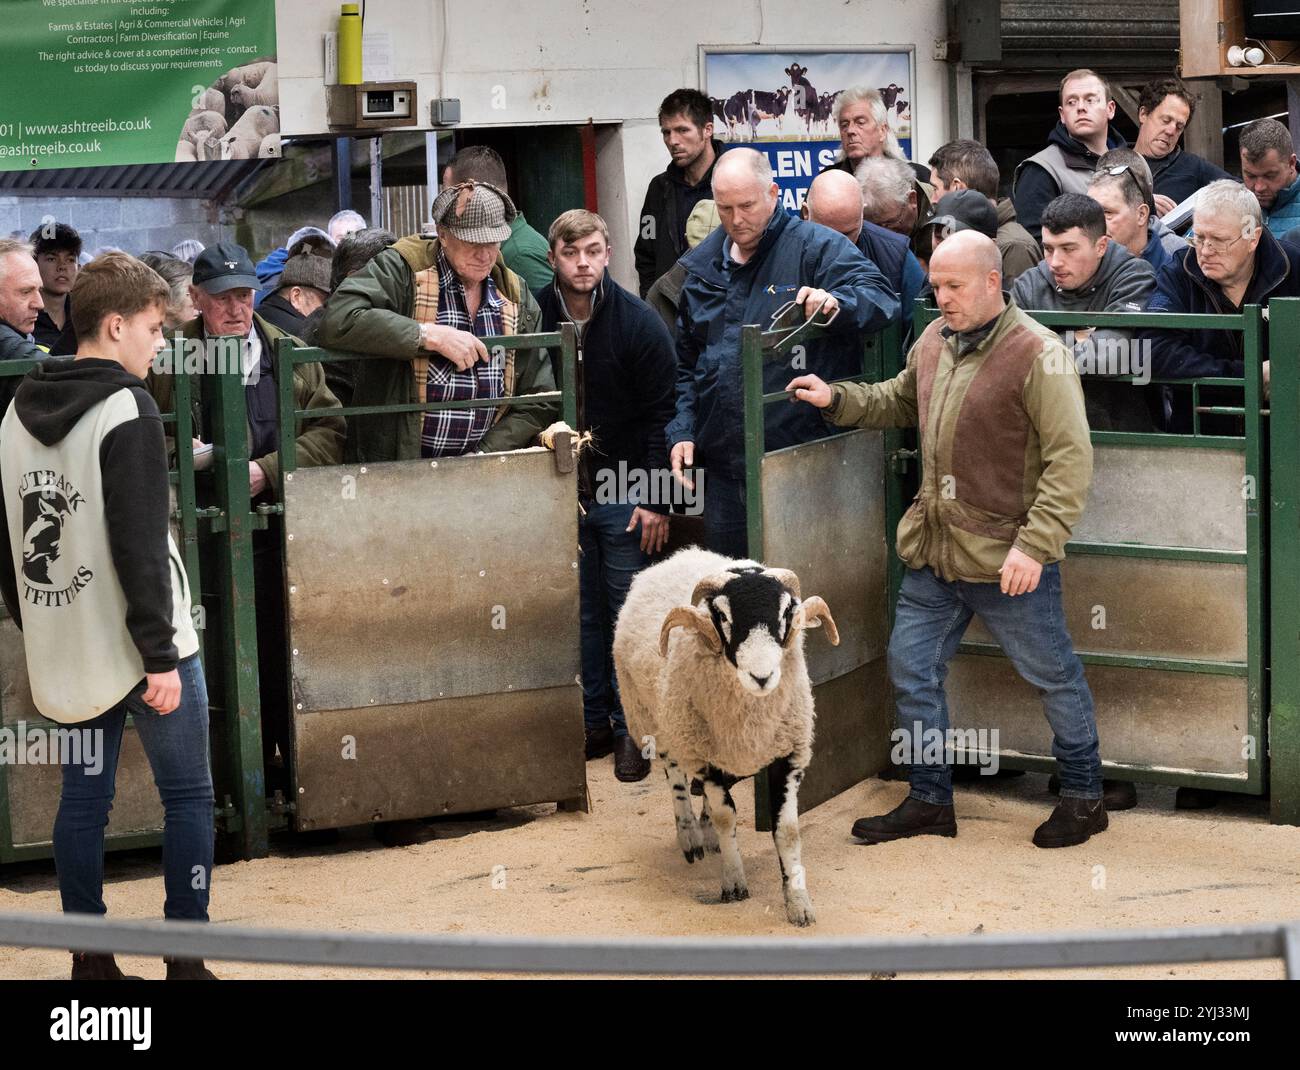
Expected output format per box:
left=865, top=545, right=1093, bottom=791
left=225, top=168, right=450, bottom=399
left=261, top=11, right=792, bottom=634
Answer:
left=18, top=470, right=93, bottom=607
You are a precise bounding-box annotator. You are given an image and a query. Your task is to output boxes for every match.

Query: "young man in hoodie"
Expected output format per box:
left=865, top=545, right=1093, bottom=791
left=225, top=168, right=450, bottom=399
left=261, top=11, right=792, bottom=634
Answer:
left=1014, top=70, right=1127, bottom=245
left=535, top=210, right=676, bottom=780
left=1012, top=193, right=1157, bottom=441
left=0, top=252, right=216, bottom=980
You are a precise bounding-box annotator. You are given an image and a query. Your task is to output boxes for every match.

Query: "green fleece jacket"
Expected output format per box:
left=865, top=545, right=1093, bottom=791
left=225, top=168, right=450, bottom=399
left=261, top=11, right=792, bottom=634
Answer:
left=315, top=235, right=556, bottom=463
left=825, top=301, right=1092, bottom=583
left=149, top=314, right=344, bottom=498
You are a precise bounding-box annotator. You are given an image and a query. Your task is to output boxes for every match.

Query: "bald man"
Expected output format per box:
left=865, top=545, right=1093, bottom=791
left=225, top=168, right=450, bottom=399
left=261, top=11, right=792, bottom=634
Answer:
left=666, top=148, right=898, bottom=557
left=788, top=231, right=1104, bottom=849
left=803, top=169, right=925, bottom=338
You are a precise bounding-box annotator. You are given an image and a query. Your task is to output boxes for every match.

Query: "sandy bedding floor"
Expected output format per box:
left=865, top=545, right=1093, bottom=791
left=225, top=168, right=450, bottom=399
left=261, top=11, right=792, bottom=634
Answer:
left=1, top=760, right=1297, bottom=980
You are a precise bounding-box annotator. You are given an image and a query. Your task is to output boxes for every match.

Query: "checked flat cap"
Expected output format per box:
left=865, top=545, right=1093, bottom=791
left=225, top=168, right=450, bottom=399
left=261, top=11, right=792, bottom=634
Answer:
left=430, top=180, right=517, bottom=244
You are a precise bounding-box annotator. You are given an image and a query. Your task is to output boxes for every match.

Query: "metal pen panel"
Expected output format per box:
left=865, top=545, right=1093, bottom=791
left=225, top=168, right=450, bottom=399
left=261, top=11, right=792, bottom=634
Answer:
left=283, top=450, right=579, bottom=713
left=1073, top=444, right=1247, bottom=551
left=964, top=555, right=1248, bottom=663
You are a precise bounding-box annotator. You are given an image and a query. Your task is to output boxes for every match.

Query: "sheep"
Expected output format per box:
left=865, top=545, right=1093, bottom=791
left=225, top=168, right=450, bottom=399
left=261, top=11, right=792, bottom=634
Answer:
left=192, top=88, right=226, bottom=116
left=181, top=109, right=228, bottom=149
left=217, top=105, right=278, bottom=160
left=215, top=60, right=275, bottom=97
left=230, top=63, right=277, bottom=110
left=612, top=548, right=839, bottom=926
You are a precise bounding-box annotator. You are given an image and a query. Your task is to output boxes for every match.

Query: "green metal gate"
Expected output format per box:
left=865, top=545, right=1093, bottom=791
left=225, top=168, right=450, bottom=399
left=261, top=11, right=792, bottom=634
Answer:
left=909, top=305, right=1270, bottom=800
left=739, top=319, right=906, bottom=829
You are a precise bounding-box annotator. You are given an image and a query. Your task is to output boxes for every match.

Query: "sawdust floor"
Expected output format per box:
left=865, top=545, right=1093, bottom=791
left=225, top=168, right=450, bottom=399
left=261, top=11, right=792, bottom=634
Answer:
left=1, top=760, right=1297, bottom=980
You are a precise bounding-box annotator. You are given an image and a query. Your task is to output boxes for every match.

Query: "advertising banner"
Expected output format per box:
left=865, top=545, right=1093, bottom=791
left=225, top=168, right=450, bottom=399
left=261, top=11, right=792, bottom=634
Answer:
left=701, top=47, right=916, bottom=214
left=0, top=0, right=279, bottom=172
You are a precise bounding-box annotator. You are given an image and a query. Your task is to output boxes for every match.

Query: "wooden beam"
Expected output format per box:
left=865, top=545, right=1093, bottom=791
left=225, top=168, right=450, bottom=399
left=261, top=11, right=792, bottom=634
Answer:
left=1184, top=78, right=1226, bottom=168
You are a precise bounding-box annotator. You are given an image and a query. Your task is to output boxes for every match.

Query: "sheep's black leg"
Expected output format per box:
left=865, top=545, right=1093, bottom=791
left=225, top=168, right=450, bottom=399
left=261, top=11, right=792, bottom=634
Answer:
left=662, top=753, right=703, bottom=863
left=702, top=766, right=747, bottom=902
left=769, top=753, right=815, bottom=926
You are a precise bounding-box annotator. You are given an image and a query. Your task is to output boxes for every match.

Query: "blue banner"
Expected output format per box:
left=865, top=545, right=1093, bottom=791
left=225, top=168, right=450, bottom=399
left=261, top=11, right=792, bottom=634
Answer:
left=733, top=138, right=915, bottom=215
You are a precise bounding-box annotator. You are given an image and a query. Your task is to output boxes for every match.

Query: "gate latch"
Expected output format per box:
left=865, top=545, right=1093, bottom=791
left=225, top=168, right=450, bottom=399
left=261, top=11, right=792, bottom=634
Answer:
left=890, top=448, right=918, bottom=474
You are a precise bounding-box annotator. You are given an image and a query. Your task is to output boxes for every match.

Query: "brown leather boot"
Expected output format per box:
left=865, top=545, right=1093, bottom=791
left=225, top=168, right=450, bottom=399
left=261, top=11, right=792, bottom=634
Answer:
left=70, top=952, right=142, bottom=980
left=1033, top=796, right=1108, bottom=848
left=850, top=796, right=957, bottom=844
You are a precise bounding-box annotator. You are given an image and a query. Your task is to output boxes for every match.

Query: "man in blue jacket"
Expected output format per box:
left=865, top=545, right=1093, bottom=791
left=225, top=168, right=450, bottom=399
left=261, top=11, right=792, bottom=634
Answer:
left=667, top=148, right=899, bottom=557
left=1240, top=119, right=1300, bottom=240
left=1142, top=179, right=1300, bottom=383
left=535, top=210, right=676, bottom=781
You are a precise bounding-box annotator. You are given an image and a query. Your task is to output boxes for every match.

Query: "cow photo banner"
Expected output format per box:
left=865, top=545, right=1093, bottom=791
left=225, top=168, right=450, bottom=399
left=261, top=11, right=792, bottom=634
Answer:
left=0, top=0, right=278, bottom=172
left=701, top=47, right=915, bottom=215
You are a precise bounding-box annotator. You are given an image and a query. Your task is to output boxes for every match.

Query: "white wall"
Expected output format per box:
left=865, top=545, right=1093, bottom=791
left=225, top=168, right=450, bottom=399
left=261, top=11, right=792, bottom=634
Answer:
left=276, top=0, right=949, bottom=286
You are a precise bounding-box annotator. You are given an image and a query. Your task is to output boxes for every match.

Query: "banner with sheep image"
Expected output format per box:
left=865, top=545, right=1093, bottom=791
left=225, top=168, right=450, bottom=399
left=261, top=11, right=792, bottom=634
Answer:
left=0, top=0, right=277, bottom=171
left=700, top=46, right=915, bottom=215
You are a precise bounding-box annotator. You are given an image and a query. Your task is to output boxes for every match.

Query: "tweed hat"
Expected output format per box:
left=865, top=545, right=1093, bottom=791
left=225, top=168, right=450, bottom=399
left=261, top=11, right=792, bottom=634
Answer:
left=279, top=248, right=333, bottom=293
left=431, top=180, right=516, bottom=243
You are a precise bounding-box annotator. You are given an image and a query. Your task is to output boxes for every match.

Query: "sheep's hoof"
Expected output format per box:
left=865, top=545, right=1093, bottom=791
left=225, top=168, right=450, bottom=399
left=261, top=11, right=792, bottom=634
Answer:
left=785, top=894, right=816, bottom=927
left=682, top=845, right=704, bottom=864
left=719, top=884, right=750, bottom=903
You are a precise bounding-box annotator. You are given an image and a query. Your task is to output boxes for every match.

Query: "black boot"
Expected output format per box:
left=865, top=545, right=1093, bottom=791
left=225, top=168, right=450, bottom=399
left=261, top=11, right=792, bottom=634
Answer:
left=851, top=797, right=957, bottom=844
left=1033, top=796, right=1108, bottom=848
left=1048, top=775, right=1137, bottom=811
left=584, top=725, right=614, bottom=760
left=613, top=734, right=650, bottom=782
left=165, top=957, right=218, bottom=980
left=70, top=952, right=141, bottom=980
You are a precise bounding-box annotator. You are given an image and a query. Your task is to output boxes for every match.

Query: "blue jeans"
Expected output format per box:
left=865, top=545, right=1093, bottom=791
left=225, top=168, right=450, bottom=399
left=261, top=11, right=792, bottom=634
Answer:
left=703, top=472, right=749, bottom=559
left=54, top=653, right=215, bottom=921
left=579, top=502, right=649, bottom=736
left=888, top=565, right=1102, bottom=806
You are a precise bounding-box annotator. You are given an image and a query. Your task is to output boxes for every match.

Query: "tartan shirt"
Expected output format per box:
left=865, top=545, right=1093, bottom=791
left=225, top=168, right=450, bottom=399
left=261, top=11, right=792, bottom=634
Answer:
left=420, top=252, right=507, bottom=457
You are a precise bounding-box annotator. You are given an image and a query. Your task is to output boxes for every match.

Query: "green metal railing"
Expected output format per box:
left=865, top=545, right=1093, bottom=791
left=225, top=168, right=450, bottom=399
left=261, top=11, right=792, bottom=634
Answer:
left=911, top=302, right=1269, bottom=798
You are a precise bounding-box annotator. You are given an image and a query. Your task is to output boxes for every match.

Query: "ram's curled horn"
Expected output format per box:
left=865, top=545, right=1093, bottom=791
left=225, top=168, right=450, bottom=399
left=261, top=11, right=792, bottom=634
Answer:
left=764, top=567, right=801, bottom=600
left=689, top=573, right=730, bottom=607
left=659, top=606, right=721, bottom=657
left=796, top=596, right=839, bottom=645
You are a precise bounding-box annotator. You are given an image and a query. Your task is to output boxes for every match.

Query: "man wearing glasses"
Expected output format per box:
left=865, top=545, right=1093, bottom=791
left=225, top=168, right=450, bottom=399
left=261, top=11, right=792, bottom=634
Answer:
left=1143, top=179, right=1300, bottom=385
left=1014, top=69, right=1127, bottom=245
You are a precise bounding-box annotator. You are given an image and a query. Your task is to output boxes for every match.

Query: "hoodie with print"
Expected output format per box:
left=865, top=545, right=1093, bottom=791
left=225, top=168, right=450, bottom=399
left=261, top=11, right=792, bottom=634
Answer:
left=0, top=358, right=198, bottom=724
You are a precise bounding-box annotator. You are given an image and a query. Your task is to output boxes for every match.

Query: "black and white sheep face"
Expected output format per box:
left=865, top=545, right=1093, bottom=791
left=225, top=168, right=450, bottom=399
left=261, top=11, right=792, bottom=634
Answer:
left=706, top=571, right=796, bottom=695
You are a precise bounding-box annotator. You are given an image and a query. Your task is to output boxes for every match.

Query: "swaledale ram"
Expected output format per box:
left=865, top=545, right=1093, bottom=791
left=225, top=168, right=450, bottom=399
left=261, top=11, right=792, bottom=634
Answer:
left=613, top=549, right=838, bottom=926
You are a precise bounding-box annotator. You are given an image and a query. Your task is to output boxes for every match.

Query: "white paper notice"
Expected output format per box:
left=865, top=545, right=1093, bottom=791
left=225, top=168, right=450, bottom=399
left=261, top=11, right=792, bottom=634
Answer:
left=362, top=31, right=393, bottom=82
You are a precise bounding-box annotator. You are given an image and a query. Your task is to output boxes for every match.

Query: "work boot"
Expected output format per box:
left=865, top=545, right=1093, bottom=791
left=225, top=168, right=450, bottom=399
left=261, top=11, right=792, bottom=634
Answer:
left=850, top=796, right=957, bottom=844
left=584, top=724, right=615, bottom=760
left=70, top=952, right=141, bottom=980
left=165, top=957, right=218, bottom=980
left=1048, top=775, right=1136, bottom=811
left=1032, top=796, right=1108, bottom=848
left=613, top=734, right=650, bottom=782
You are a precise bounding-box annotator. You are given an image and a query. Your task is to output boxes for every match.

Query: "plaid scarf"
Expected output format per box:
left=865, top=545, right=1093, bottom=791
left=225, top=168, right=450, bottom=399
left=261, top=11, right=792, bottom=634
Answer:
left=413, top=251, right=507, bottom=457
